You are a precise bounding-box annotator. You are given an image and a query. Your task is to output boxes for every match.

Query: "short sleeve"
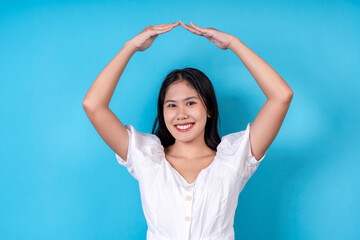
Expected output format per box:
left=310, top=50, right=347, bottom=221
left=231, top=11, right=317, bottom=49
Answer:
left=217, top=122, right=267, bottom=182
left=115, top=124, right=164, bottom=181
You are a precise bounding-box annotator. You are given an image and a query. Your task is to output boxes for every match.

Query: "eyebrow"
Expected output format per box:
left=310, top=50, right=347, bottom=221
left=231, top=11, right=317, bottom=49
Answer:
left=164, top=96, right=198, bottom=104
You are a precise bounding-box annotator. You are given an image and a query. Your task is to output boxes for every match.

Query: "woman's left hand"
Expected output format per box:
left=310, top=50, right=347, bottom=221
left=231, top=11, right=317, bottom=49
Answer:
left=179, top=21, right=237, bottom=50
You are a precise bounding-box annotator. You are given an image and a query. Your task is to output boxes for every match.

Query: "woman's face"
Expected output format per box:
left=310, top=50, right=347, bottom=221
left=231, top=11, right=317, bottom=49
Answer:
left=163, top=80, right=209, bottom=144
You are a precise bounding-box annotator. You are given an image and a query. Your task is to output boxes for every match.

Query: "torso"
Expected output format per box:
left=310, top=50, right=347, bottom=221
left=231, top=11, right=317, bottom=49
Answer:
left=164, top=147, right=217, bottom=184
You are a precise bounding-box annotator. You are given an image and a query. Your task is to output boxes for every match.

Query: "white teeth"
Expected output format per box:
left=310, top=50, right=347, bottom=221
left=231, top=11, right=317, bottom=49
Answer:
left=176, top=124, right=192, bottom=129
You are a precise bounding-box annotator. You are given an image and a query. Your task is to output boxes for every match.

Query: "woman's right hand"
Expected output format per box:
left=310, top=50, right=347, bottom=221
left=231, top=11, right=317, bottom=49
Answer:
left=127, top=21, right=181, bottom=52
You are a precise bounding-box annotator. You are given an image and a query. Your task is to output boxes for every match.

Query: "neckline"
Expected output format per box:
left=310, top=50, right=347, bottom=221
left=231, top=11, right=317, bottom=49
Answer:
left=163, top=150, right=220, bottom=185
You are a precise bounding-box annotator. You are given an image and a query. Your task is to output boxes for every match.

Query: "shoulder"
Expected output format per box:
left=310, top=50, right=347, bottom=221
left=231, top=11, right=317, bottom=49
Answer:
left=216, top=122, right=266, bottom=168
left=116, top=124, right=165, bottom=180
left=217, top=124, right=249, bottom=156
left=123, top=124, right=162, bottom=151
left=125, top=124, right=162, bottom=146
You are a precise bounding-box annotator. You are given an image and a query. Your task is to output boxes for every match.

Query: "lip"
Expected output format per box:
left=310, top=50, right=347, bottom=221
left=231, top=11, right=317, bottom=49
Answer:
left=175, top=122, right=195, bottom=126
left=175, top=123, right=195, bottom=132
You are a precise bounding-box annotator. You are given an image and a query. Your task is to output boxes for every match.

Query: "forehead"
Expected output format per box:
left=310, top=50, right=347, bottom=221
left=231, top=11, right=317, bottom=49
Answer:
left=164, top=81, right=198, bottom=99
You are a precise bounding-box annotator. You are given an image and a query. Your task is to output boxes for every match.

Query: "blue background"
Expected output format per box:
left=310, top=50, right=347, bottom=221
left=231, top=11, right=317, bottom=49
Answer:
left=1, top=0, right=359, bottom=239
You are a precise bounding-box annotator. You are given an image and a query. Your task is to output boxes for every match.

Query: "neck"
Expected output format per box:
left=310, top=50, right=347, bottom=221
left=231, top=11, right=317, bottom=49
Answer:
left=166, top=137, right=215, bottom=160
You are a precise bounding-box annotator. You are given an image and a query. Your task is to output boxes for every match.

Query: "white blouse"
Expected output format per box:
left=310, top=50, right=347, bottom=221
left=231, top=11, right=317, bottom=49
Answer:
left=115, top=123, right=266, bottom=240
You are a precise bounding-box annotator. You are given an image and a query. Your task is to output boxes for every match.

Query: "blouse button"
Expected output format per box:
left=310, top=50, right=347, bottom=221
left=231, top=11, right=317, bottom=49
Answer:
left=185, top=216, right=191, bottom=222
left=186, top=195, right=192, bottom=201
left=188, top=184, right=194, bottom=188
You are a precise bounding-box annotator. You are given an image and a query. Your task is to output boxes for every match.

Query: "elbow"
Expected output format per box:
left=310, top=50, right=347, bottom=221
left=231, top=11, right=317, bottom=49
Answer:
left=286, top=88, right=294, bottom=100
left=82, top=100, right=109, bottom=113
left=82, top=100, right=90, bottom=110
left=82, top=99, right=96, bottom=113
left=275, top=88, right=293, bottom=103
left=283, top=89, right=294, bottom=103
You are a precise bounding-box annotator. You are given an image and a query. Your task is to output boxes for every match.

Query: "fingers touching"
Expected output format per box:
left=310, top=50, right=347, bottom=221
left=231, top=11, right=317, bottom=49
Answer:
left=149, top=21, right=209, bottom=36
left=152, top=21, right=180, bottom=29
left=150, top=21, right=181, bottom=35
left=180, top=21, right=208, bottom=36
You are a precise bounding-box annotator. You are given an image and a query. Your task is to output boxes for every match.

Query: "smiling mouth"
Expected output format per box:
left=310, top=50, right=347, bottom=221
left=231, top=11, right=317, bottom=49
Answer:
left=175, top=123, right=195, bottom=132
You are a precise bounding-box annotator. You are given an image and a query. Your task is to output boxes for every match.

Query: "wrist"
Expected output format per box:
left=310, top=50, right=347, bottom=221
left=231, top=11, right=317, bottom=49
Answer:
left=228, top=36, right=241, bottom=51
left=124, top=41, right=138, bottom=53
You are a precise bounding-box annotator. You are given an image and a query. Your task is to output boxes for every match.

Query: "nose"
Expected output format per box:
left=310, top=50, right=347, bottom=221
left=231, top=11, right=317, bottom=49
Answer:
left=176, top=106, right=188, bottom=120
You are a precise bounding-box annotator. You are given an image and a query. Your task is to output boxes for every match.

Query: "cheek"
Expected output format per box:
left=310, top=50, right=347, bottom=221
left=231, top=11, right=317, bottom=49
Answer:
left=163, top=109, right=174, bottom=122
left=194, top=107, right=208, bottom=120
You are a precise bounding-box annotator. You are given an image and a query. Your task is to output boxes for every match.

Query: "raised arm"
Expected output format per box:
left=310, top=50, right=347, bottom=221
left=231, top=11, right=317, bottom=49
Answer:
left=82, top=42, right=137, bottom=161
left=229, top=38, right=293, bottom=160
left=83, top=42, right=137, bottom=110
left=82, top=22, right=181, bottom=161
left=180, top=21, right=293, bottom=161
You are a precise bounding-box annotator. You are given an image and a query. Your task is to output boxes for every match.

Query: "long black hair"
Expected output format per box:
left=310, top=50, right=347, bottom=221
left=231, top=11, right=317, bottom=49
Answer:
left=152, top=67, right=221, bottom=151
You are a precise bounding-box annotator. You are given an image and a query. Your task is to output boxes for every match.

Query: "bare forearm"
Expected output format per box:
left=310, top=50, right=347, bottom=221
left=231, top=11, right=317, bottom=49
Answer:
left=82, top=42, right=137, bottom=110
left=229, top=38, right=293, bottom=101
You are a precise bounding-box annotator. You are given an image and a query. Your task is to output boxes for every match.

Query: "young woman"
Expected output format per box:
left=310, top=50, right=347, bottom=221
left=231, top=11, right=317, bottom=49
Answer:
left=83, top=21, right=293, bottom=240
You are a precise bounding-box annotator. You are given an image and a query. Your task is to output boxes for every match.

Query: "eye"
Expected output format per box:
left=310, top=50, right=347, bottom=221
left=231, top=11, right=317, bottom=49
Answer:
left=187, top=101, right=196, bottom=106
left=167, top=104, right=176, bottom=108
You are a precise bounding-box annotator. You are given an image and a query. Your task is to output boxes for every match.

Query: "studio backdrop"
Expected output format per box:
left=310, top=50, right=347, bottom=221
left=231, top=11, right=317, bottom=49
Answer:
left=0, top=0, right=359, bottom=239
